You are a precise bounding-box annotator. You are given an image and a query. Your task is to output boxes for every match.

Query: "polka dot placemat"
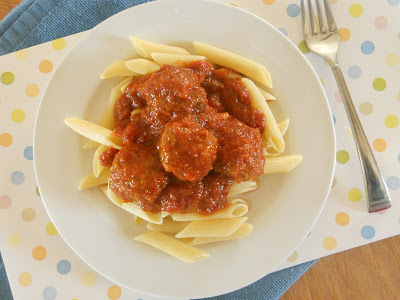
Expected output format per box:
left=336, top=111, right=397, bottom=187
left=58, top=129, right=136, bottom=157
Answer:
left=0, top=1, right=399, bottom=299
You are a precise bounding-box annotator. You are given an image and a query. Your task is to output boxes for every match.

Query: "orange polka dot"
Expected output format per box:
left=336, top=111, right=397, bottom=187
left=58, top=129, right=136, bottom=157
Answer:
left=263, top=0, right=275, bottom=4
left=107, top=285, right=122, bottom=300
left=22, top=208, right=36, bottom=222
left=0, top=133, right=13, bottom=147
left=323, top=237, right=337, bottom=250
left=286, top=251, right=298, bottom=262
left=39, top=60, right=53, bottom=73
left=331, top=177, right=337, bottom=188
left=373, top=138, right=387, bottom=152
left=338, top=28, right=350, bottom=41
left=18, top=272, right=32, bottom=286
left=335, top=212, right=350, bottom=226
left=32, top=246, right=47, bottom=260
left=25, top=84, right=40, bottom=97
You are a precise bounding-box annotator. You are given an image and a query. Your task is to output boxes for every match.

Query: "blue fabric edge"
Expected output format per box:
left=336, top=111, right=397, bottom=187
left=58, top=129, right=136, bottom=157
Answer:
left=0, top=0, right=64, bottom=55
left=0, top=251, right=13, bottom=300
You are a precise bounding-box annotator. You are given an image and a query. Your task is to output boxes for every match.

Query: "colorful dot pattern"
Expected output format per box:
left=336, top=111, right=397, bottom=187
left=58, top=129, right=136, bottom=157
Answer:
left=0, top=1, right=399, bottom=299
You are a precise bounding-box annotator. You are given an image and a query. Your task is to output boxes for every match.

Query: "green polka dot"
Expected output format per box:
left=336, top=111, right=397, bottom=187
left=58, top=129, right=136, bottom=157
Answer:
left=320, top=78, right=324, bottom=85
left=348, top=188, right=362, bottom=202
left=36, top=186, right=40, bottom=196
left=373, top=78, right=386, bottom=91
left=385, top=115, right=398, bottom=128
left=1, top=72, right=14, bottom=85
left=299, top=40, right=310, bottom=53
left=336, top=150, right=349, bottom=163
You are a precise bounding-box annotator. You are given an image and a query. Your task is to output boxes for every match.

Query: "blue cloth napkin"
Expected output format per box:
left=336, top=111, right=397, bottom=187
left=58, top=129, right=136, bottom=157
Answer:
left=0, top=0, right=317, bottom=299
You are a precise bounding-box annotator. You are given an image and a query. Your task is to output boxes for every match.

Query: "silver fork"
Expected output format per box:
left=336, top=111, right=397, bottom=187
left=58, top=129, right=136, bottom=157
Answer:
left=301, top=0, right=391, bottom=213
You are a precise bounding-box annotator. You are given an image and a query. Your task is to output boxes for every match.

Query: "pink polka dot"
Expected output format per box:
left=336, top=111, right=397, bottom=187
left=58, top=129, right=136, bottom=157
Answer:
left=374, top=16, right=388, bottom=30
left=0, top=195, right=12, bottom=209
left=377, top=208, right=389, bottom=215
left=335, top=90, right=342, bottom=103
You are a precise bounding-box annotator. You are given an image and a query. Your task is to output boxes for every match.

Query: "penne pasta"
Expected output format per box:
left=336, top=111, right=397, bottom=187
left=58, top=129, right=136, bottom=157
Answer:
left=229, top=181, right=258, bottom=197
left=129, top=36, right=190, bottom=59
left=93, top=145, right=108, bottom=178
left=278, top=118, right=290, bottom=136
left=171, top=198, right=248, bottom=221
left=193, top=42, right=272, bottom=88
left=83, top=76, right=133, bottom=149
left=147, top=217, right=190, bottom=234
left=100, top=60, right=139, bottom=79
left=125, top=58, right=160, bottom=75
left=106, top=187, right=163, bottom=224
left=133, top=215, right=146, bottom=226
left=241, top=78, right=285, bottom=155
left=175, top=217, right=247, bottom=238
left=258, top=86, right=276, bottom=101
left=184, top=223, right=253, bottom=245
left=151, top=53, right=207, bottom=67
left=79, top=168, right=110, bottom=190
left=264, top=155, right=303, bottom=174
left=65, top=117, right=122, bottom=149
left=134, top=231, right=209, bottom=263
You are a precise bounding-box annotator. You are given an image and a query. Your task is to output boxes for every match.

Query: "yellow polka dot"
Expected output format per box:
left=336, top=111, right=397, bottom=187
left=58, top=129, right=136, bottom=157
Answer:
left=14, top=49, right=28, bottom=61
left=36, top=186, right=40, bottom=197
left=323, top=60, right=329, bottom=65
left=25, top=84, right=40, bottom=97
left=335, top=212, right=350, bottom=226
left=329, top=0, right=338, bottom=4
left=320, top=78, right=324, bottom=85
left=82, top=272, right=96, bottom=287
left=107, top=285, right=122, bottom=300
left=22, top=208, right=36, bottom=222
left=338, top=28, right=351, bottom=41
left=52, top=38, right=66, bottom=50
left=46, top=222, right=58, bottom=236
left=348, top=188, right=362, bottom=202
left=1, top=72, right=14, bottom=85
left=18, top=272, right=32, bottom=287
left=298, top=40, right=310, bottom=54
left=346, top=127, right=353, bottom=139
left=286, top=251, right=298, bottom=262
left=349, top=4, right=363, bottom=17
left=8, top=233, right=22, bottom=247
left=11, top=109, right=25, bottom=123
left=0, top=133, right=13, bottom=147
left=336, top=150, right=349, bottom=163
left=323, top=237, right=337, bottom=250
left=373, top=138, right=387, bottom=152
left=32, top=246, right=47, bottom=260
left=39, top=60, right=53, bottom=73
left=359, top=102, right=374, bottom=115
left=386, top=53, right=399, bottom=66
left=263, top=0, right=275, bottom=4
left=385, top=115, right=398, bottom=128
left=373, top=78, right=386, bottom=91
left=230, top=3, right=238, bottom=6
left=331, top=177, right=337, bottom=188
left=398, top=91, right=400, bottom=101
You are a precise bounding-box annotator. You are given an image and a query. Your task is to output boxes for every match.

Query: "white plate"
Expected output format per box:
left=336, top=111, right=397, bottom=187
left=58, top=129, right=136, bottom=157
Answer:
left=34, top=0, right=335, bottom=298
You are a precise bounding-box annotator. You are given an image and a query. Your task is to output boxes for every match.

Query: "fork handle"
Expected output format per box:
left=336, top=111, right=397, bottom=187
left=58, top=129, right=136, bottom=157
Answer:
left=331, top=65, right=391, bottom=212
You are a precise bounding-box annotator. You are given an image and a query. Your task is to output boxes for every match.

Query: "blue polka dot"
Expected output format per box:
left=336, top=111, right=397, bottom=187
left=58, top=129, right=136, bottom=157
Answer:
left=57, top=260, right=71, bottom=275
left=287, top=4, right=301, bottom=17
left=43, top=286, right=57, bottom=300
left=24, top=146, right=33, bottom=160
left=398, top=154, right=400, bottom=163
left=361, top=225, right=375, bottom=239
left=361, top=41, right=375, bottom=55
left=387, top=0, right=399, bottom=5
left=387, top=176, right=400, bottom=190
left=278, top=28, right=288, bottom=37
left=348, top=65, right=362, bottom=79
left=10, top=171, right=24, bottom=185
left=332, top=114, right=336, bottom=125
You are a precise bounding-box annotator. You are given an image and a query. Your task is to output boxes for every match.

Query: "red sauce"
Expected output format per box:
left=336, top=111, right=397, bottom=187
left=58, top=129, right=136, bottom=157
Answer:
left=99, top=147, right=119, bottom=167
left=105, top=61, right=265, bottom=215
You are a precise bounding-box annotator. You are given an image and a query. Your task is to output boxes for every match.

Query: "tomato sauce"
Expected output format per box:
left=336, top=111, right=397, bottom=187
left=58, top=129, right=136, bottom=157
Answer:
left=100, top=61, right=266, bottom=215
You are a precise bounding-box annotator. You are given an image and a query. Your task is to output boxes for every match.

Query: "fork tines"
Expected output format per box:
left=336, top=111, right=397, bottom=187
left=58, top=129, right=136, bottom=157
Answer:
left=301, top=0, right=337, bottom=35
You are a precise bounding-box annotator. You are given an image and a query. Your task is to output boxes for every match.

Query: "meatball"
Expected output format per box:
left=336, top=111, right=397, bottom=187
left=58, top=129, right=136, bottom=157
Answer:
left=158, top=172, right=232, bottom=215
left=158, top=117, right=218, bottom=181
left=109, top=144, right=168, bottom=211
left=213, top=118, right=265, bottom=182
